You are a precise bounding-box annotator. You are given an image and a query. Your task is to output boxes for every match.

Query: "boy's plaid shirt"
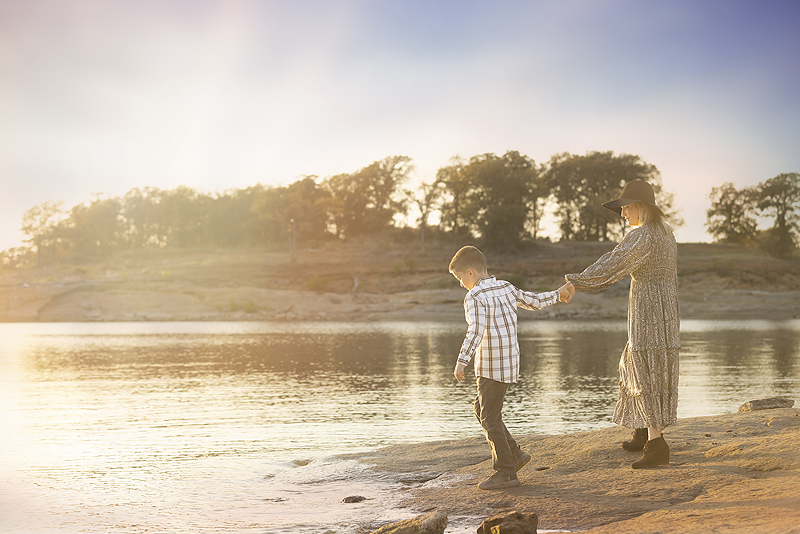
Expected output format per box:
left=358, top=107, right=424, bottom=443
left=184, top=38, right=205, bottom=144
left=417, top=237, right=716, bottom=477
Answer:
left=457, top=276, right=559, bottom=383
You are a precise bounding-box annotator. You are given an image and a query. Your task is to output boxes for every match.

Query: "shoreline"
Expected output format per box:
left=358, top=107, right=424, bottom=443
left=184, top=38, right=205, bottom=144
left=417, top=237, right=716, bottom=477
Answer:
left=342, top=408, right=800, bottom=533
left=2, top=242, right=799, bottom=323
left=3, top=285, right=800, bottom=323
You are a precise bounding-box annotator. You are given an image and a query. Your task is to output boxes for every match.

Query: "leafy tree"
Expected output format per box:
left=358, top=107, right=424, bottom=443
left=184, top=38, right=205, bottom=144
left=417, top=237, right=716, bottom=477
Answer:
left=121, top=187, right=167, bottom=248
left=404, top=177, right=445, bottom=252
left=525, top=168, right=550, bottom=240
left=463, top=151, right=541, bottom=249
left=544, top=151, right=678, bottom=241
left=321, top=156, right=412, bottom=239
left=251, top=177, right=331, bottom=245
left=159, top=186, right=210, bottom=248
left=206, top=185, right=266, bottom=248
left=66, top=196, right=123, bottom=257
left=283, top=177, right=331, bottom=243
left=437, top=157, right=471, bottom=238
left=316, top=176, right=348, bottom=239
left=438, top=152, right=545, bottom=248
left=757, top=172, right=800, bottom=258
left=0, top=246, right=35, bottom=270
left=20, top=200, right=65, bottom=265
left=705, top=182, right=759, bottom=245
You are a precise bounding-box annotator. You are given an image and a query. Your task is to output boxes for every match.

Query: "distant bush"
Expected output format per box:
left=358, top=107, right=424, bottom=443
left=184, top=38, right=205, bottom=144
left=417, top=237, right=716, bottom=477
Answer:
left=713, top=259, right=736, bottom=277
left=505, top=273, right=526, bottom=288
left=306, top=275, right=328, bottom=292
left=243, top=300, right=258, bottom=313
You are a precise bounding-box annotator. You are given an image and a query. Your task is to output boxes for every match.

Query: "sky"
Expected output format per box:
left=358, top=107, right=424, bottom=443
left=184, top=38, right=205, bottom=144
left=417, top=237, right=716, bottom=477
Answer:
left=1, top=0, right=799, bottom=249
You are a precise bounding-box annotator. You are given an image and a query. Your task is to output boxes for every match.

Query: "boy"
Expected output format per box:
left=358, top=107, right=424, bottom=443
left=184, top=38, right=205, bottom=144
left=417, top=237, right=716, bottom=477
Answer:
left=449, top=245, right=574, bottom=490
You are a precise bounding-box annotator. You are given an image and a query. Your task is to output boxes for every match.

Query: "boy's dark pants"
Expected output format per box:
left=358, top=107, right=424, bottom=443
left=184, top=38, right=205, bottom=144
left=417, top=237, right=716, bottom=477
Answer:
left=474, top=376, right=519, bottom=475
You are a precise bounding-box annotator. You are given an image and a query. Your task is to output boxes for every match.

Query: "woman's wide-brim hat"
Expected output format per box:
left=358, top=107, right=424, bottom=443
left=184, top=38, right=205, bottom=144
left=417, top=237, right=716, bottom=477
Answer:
left=602, top=180, right=664, bottom=216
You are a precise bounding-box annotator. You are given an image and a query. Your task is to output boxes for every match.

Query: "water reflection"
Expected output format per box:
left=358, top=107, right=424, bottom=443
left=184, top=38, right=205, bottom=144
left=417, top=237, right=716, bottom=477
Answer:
left=1, top=320, right=798, bottom=534
left=9, top=319, right=798, bottom=451
left=678, top=320, right=799, bottom=417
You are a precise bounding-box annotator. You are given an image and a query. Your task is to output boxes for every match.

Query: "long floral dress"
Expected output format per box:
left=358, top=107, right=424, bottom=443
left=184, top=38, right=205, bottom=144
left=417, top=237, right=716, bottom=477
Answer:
left=566, top=222, right=680, bottom=430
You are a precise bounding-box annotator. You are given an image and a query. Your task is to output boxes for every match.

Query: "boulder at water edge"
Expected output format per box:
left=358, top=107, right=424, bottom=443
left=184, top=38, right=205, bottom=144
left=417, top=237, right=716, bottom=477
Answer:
left=370, top=510, right=447, bottom=534
left=738, top=397, right=795, bottom=412
left=477, top=510, right=539, bottom=534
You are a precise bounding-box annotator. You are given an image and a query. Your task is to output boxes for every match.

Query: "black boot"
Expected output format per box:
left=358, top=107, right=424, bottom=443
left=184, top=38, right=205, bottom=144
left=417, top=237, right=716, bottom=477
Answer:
left=631, top=436, right=669, bottom=469
left=622, top=428, right=648, bottom=452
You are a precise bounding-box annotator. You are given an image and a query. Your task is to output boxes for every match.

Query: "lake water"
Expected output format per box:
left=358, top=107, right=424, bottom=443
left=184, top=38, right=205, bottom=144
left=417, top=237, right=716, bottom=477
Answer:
left=1, top=320, right=798, bottom=533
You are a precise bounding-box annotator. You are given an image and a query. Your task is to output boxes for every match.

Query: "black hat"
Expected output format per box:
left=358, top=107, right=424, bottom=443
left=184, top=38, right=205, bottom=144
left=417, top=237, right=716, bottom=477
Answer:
left=602, top=180, right=663, bottom=216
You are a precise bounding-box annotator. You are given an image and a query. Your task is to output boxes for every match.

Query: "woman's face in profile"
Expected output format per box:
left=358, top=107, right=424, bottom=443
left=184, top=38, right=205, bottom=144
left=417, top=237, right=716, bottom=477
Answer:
left=621, top=203, right=640, bottom=227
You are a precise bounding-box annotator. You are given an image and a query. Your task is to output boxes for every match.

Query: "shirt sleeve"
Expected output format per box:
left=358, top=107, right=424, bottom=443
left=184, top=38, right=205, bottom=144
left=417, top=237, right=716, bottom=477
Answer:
left=456, top=293, right=486, bottom=366
left=516, top=288, right=559, bottom=311
left=566, top=227, right=651, bottom=293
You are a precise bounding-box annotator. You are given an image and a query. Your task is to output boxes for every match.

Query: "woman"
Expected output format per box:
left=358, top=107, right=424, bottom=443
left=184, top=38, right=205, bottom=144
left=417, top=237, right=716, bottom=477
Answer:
left=565, top=180, right=679, bottom=469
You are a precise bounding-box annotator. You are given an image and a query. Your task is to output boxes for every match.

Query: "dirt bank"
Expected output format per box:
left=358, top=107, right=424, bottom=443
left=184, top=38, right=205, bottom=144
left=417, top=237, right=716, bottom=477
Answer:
left=342, top=408, right=800, bottom=533
left=1, top=241, right=799, bottom=322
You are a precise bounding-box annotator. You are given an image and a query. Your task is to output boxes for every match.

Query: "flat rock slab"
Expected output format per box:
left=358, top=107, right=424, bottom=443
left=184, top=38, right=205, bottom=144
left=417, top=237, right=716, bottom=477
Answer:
left=738, top=397, right=795, bottom=412
left=344, top=408, right=800, bottom=533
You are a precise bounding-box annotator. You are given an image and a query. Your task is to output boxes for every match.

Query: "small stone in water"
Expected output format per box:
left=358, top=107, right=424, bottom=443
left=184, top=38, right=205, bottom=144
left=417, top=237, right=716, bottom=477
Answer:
left=342, top=495, right=367, bottom=503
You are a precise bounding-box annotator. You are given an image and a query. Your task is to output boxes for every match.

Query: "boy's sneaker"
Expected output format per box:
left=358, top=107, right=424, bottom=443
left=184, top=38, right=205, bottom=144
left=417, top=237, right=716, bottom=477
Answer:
left=514, top=450, right=532, bottom=472
left=478, top=471, right=520, bottom=490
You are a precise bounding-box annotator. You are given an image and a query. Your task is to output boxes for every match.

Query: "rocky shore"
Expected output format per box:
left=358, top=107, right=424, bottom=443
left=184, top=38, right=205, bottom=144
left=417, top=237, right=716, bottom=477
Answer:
left=342, top=407, right=800, bottom=533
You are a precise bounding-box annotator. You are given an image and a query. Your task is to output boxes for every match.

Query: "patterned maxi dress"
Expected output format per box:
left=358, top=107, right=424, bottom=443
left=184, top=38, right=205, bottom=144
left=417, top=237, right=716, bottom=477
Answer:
left=566, top=221, right=680, bottom=430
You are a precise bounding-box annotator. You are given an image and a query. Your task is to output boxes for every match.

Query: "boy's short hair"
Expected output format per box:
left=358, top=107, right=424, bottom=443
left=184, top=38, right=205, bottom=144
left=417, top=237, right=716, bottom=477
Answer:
left=449, top=245, right=487, bottom=274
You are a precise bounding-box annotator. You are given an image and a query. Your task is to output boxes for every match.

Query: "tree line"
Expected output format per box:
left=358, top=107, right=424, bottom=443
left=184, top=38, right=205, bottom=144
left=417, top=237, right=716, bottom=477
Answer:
left=705, top=172, right=800, bottom=258
left=2, top=151, right=797, bottom=269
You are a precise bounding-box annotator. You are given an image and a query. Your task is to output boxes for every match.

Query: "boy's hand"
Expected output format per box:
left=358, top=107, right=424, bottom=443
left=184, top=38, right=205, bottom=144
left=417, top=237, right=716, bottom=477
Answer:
left=558, top=281, right=575, bottom=303
left=454, top=362, right=466, bottom=382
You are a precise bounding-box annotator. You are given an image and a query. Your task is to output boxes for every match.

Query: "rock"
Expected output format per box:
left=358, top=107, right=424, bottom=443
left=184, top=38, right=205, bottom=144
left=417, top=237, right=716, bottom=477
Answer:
left=738, top=397, right=795, bottom=412
left=370, top=510, right=447, bottom=534
left=477, top=510, right=539, bottom=534
left=342, top=495, right=367, bottom=503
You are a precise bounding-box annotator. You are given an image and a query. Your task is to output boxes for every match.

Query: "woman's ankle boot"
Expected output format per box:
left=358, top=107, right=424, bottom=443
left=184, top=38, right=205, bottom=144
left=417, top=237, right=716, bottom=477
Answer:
left=631, top=436, right=669, bottom=469
left=622, top=428, right=648, bottom=451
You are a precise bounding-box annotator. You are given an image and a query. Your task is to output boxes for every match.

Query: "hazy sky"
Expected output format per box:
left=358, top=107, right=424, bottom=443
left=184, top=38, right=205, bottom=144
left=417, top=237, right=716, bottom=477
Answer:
left=1, top=0, right=799, bottom=249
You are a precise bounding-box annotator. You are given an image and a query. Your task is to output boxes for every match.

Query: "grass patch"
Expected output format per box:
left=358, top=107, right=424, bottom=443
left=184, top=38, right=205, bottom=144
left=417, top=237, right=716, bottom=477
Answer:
left=306, top=275, right=328, bottom=292
left=713, top=259, right=736, bottom=277
left=504, top=273, right=526, bottom=288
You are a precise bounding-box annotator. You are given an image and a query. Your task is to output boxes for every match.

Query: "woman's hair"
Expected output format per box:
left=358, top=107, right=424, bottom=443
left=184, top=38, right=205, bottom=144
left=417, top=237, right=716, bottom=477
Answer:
left=635, top=202, right=673, bottom=233
left=449, top=245, right=487, bottom=274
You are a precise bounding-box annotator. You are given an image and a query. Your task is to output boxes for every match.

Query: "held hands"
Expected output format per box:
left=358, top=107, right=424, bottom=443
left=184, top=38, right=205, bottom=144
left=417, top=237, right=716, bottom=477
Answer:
left=558, top=281, right=575, bottom=303
left=454, top=362, right=466, bottom=382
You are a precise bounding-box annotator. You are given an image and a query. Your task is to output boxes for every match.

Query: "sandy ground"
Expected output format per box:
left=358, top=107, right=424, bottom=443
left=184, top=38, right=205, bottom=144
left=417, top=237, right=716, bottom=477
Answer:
left=342, top=408, right=800, bottom=533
